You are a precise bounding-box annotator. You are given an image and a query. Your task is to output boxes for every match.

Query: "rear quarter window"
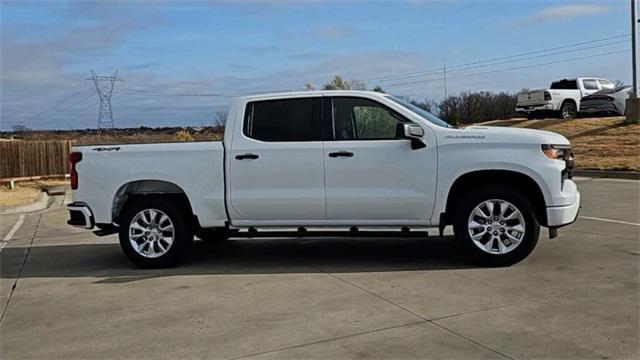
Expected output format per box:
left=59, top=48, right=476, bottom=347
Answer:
left=243, top=98, right=322, bottom=142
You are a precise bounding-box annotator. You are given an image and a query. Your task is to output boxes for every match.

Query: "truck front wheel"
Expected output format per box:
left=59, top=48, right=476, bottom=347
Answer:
left=118, top=197, right=193, bottom=268
left=453, top=186, right=540, bottom=267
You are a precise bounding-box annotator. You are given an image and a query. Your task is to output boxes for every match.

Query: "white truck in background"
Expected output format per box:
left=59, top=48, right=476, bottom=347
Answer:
left=516, top=78, right=615, bottom=119
left=67, top=90, right=580, bottom=268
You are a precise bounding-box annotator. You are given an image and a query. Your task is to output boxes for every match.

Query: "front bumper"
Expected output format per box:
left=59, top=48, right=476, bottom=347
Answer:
left=67, top=202, right=95, bottom=229
left=579, top=103, right=619, bottom=114
left=546, top=191, right=581, bottom=228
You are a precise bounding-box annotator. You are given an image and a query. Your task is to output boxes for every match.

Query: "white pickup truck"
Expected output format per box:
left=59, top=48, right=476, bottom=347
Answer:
left=516, top=78, right=615, bottom=119
left=67, top=91, right=580, bottom=268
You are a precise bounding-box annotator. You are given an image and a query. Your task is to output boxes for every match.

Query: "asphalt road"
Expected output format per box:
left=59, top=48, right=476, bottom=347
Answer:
left=1, top=178, right=638, bottom=360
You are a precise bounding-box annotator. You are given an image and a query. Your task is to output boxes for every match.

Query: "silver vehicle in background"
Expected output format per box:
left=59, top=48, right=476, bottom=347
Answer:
left=580, top=86, right=632, bottom=116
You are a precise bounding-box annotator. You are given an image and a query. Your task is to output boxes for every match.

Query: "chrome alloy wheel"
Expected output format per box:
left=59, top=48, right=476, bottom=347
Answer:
left=129, top=208, right=174, bottom=258
left=467, top=199, right=526, bottom=255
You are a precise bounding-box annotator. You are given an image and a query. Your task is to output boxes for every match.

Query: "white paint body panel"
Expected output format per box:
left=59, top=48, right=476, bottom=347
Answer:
left=71, top=90, right=580, bottom=230
left=72, top=141, right=227, bottom=227
left=323, top=139, right=436, bottom=222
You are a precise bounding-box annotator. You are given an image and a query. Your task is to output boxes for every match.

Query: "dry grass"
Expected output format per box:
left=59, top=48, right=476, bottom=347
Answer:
left=5, top=129, right=223, bottom=145
left=0, top=178, right=69, bottom=206
left=487, top=116, right=640, bottom=171
left=0, top=186, right=40, bottom=206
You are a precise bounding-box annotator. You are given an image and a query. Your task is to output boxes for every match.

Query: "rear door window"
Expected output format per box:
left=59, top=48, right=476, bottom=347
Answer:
left=582, top=79, right=599, bottom=90
left=244, top=98, right=322, bottom=142
left=550, top=80, right=578, bottom=90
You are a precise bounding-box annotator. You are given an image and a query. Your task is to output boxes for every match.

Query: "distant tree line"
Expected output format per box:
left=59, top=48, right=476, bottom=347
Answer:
left=436, top=91, right=519, bottom=125
left=318, top=75, right=520, bottom=126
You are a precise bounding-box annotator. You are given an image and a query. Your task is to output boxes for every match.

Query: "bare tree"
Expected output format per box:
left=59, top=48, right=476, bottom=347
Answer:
left=321, top=75, right=365, bottom=90
left=214, top=111, right=228, bottom=128
left=12, top=122, right=31, bottom=134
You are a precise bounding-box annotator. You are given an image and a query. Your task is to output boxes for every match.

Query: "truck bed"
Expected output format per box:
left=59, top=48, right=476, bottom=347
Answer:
left=73, top=141, right=227, bottom=227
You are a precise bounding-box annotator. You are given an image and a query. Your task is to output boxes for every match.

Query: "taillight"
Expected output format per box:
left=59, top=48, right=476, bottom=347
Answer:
left=69, top=152, right=82, bottom=190
left=544, top=91, right=552, bottom=101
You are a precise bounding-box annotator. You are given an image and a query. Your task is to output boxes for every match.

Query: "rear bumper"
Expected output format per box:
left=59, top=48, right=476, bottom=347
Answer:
left=67, top=202, right=95, bottom=229
left=546, top=190, right=581, bottom=228
left=516, top=103, right=555, bottom=113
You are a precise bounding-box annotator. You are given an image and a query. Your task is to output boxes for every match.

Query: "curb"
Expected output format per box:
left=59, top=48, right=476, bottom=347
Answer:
left=0, top=191, right=50, bottom=215
left=574, top=170, right=640, bottom=180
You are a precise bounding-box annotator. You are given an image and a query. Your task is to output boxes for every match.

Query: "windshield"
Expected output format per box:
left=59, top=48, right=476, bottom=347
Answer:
left=387, top=95, right=452, bottom=128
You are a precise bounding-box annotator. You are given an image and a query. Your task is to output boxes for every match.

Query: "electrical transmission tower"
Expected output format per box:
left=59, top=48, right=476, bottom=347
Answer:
left=87, top=71, right=122, bottom=129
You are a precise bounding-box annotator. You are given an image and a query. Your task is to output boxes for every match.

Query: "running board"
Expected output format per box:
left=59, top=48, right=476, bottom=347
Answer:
left=226, top=227, right=429, bottom=239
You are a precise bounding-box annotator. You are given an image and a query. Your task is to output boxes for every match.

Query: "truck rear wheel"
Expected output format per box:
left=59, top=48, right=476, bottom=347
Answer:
left=560, top=102, right=577, bottom=119
left=118, top=197, right=193, bottom=268
left=453, top=186, right=540, bottom=267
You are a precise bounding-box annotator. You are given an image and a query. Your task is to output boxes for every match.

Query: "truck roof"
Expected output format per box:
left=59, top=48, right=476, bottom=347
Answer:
left=553, top=77, right=609, bottom=82
left=237, top=90, right=389, bottom=102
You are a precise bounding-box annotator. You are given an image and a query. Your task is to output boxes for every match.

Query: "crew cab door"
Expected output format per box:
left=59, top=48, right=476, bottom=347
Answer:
left=227, top=96, right=325, bottom=223
left=322, top=96, right=437, bottom=223
left=580, top=79, right=601, bottom=97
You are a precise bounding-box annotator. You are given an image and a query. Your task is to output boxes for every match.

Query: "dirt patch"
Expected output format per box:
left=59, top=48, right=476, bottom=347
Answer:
left=492, top=116, right=640, bottom=171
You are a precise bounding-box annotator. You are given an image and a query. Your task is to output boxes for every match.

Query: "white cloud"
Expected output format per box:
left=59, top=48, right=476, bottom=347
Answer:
left=526, top=4, right=609, bottom=22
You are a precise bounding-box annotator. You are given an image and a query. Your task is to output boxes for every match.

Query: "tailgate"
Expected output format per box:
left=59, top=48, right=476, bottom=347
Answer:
left=517, top=90, right=547, bottom=106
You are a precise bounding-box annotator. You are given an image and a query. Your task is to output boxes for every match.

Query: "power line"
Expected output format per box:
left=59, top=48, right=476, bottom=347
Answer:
left=43, top=92, right=94, bottom=119
left=36, top=95, right=97, bottom=128
left=382, top=49, right=630, bottom=89
left=361, top=34, right=631, bottom=84
left=113, top=45, right=629, bottom=99
left=365, top=39, right=629, bottom=85
left=15, top=86, right=89, bottom=125
left=51, top=100, right=98, bottom=128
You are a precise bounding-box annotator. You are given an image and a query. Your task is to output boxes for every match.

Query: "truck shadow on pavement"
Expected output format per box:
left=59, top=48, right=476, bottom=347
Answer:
left=1, top=236, right=476, bottom=283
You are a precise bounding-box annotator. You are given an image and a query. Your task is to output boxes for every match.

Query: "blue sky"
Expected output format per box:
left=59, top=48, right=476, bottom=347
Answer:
left=0, top=0, right=632, bottom=130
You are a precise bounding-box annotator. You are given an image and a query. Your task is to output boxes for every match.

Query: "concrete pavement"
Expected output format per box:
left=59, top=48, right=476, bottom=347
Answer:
left=0, top=178, right=638, bottom=359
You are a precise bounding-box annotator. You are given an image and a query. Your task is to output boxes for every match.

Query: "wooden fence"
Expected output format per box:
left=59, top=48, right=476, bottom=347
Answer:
left=0, top=140, right=72, bottom=179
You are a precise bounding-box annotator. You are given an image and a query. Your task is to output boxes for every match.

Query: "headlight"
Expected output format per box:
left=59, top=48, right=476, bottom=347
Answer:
left=541, top=144, right=572, bottom=160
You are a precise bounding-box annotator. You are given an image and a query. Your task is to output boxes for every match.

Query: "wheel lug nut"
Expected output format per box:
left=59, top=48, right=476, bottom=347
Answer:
left=500, top=228, right=505, bottom=232
left=493, top=231, right=498, bottom=235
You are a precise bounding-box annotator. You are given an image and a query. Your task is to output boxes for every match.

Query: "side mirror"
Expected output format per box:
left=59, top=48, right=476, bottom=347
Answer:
left=404, top=124, right=424, bottom=138
left=403, top=124, right=426, bottom=150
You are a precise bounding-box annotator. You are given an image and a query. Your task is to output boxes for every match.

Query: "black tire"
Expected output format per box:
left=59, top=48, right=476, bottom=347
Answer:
left=118, top=197, right=193, bottom=268
left=453, top=185, right=540, bottom=267
left=560, top=101, right=577, bottom=120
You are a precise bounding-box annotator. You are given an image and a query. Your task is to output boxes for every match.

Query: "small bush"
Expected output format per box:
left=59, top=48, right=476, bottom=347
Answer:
left=175, top=129, right=194, bottom=142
